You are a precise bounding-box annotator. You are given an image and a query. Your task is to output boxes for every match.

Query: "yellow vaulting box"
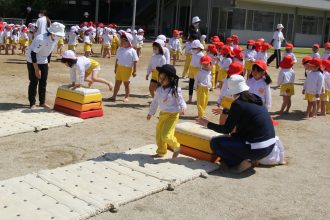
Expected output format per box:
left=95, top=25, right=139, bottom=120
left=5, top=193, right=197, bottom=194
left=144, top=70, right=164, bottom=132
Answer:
left=175, top=122, right=226, bottom=154
left=56, top=85, right=102, bottom=104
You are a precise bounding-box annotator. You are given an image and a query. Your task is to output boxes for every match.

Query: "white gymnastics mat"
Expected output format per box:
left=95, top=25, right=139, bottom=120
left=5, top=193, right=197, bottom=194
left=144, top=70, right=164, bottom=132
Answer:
left=0, top=108, right=83, bottom=137
left=0, top=144, right=219, bottom=220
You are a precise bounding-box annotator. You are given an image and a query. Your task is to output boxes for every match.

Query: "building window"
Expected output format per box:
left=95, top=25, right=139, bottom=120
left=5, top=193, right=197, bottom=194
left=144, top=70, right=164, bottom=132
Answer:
left=301, top=16, right=318, bottom=34
left=227, top=8, right=246, bottom=29
left=246, top=10, right=253, bottom=30
left=253, top=11, right=274, bottom=32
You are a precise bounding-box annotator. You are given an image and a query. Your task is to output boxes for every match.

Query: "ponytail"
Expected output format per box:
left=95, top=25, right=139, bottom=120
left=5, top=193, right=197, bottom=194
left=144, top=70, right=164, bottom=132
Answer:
left=264, top=72, right=272, bottom=85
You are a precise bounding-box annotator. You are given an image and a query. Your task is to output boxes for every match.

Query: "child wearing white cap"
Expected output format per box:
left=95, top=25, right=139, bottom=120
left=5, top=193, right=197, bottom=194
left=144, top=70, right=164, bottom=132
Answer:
left=157, top=35, right=170, bottom=64
left=135, top=28, right=144, bottom=57
left=109, top=32, right=139, bottom=102
left=61, top=50, right=113, bottom=91
left=102, top=27, right=113, bottom=58
left=200, top=35, right=206, bottom=50
left=68, top=26, right=79, bottom=52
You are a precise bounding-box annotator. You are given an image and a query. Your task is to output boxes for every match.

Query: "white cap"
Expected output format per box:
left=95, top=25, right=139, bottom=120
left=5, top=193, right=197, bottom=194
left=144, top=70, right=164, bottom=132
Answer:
left=191, top=39, right=204, bottom=49
left=201, top=35, right=206, bottom=40
left=104, top=27, right=111, bottom=34
left=62, top=50, right=76, bottom=59
left=192, top=16, right=201, bottom=23
left=154, top=39, right=165, bottom=47
left=121, top=32, right=134, bottom=44
left=138, top=28, right=144, bottom=33
left=133, top=29, right=137, bottom=34
left=47, top=22, right=66, bottom=37
left=157, top=34, right=166, bottom=42
left=84, top=12, right=89, bottom=16
left=228, top=75, right=249, bottom=95
left=126, top=28, right=132, bottom=33
left=277, top=24, right=284, bottom=29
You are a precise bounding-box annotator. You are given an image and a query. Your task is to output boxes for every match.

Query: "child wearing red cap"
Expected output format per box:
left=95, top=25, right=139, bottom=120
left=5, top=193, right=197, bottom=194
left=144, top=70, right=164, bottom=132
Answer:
left=303, top=58, right=324, bottom=118
left=233, top=46, right=244, bottom=64
left=302, top=56, right=312, bottom=78
left=225, top=37, right=233, bottom=51
left=282, top=43, right=297, bottom=64
left=277, top=56, right=295, bottom=114
left=231, top=35, right=239, bottom=48
left=321, top=42, right=330, bottom=60
left=322, top=60, right=330, bottom=114
left=218, top=45, right=233, bottom=89
left=169, top=30, right=182, bottom=66
left=311, top=44, right=320, bottom=58
left=19, top=27, right=29, bottom=55
left=244, top=40, right=256, bottom=78
left=194, top=55, right=212, bottom=117
left=255, top=42, right=271, bottom=63
left=206, top=44, right=219, bottom=90
left=247, top=60, right=272, bottom=110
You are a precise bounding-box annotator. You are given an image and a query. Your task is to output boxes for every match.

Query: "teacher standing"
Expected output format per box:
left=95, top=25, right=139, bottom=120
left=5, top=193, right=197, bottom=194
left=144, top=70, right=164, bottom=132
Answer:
left=197, top=75, right=276, bottom=172
left=267, top=24, right=285, bottom=69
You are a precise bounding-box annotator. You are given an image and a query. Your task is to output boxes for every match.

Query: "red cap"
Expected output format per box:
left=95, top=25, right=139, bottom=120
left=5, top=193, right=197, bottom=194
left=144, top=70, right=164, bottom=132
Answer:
left=226, top=37, right=232, bottom=44
left=257, top=38, right=265, bottom=43
left=173, top=30, right=179, bottom=36
left=207, top=44, right=216, bottom=51
left=22, top=27, right=28, bottom=33
left=280, top=56, right=294, bottom=69
left=221, top=45, right=233, bottom=56
left=255, top=41, right=262, bottom=52
left=214, top=41, right=224, bottom=50
left=200, top=55, right=212, bottom=64
left=88, top=21, right=93, bottom=26
left=5, top=25, right=11, bottom=30
left=302, top=56, right=312, bottom=65
left=322, top=59, right=330, bottom=72
left=231, top=35, right=238, bottom=39
left=233, top=47, right=243, bottom=59
left=212, top=36, right=220, bottom=43
left=228, top=62, right=244, bottom=76
left=313, top=44, right=320, bottom=49
left=231, top=35, right=239, bottom=44
left=324, top=42, right=330, bottom=49
left=83, top=22, right=88, bottom=26
left=285, top=43, right=294, bottom=49
left=98, top=23, right=104, bottom=28
left=109, top=24, right=114, bottom=28
left=247, top=40, right=255, bottom=45
left=261, top=43, right=272, bottom=52
left=253, top=60, right=267, bottom=72
left=308, top=58, right=323, bottom=68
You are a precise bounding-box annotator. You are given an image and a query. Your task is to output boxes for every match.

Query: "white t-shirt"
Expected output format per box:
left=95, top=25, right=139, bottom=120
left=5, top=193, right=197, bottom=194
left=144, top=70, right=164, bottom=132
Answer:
left=0, top=31, right=4, bottom=44
left=26, top=33, right=57, bottom=64
left=191, top=51, right=204, bottom=67
left=102, top=33, right=113, bottom=45
left=194, top=69, right=212, bottom=88
left=303, top=71, right=324, bottom=95
left=35, top=16, right=48, bottom=36
left=68, top=30, right=78, bottom=45
left=147, top=54, right=166, bottom=76
left=83, top=35, right=91, bottom=44
left=162, top=47, right=170, bottom=64
left=116, top=47, right=139, bottom=67
left=277, top=68, right=295, bottom=85
left=70, top=56, right=92, bottom=84
left=247, top=77, right=272, bottom=110
left=272, top=31, right=284, bottom=50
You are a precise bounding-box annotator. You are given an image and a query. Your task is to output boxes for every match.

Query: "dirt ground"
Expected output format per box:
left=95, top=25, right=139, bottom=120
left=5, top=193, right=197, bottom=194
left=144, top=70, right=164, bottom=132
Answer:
left=0, top=44, right=329, bottom=220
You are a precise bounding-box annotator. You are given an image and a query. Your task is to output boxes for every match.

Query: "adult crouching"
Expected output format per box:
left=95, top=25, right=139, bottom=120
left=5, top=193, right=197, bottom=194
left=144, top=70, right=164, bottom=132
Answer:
left=197, top=75, right=277, bottom=172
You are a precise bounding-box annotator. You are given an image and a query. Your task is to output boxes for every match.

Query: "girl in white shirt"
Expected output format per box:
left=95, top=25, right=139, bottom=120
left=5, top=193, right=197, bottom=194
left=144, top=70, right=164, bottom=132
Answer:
left=282, top=43, right=297, bottom=64
left=168, top=30, right=182, bottom=66
left=243, top=40, right=256, bottom=78
left=277, top=56, right=295, bottom=114
left=146, top=39, right=166, bottom=97
left=147, top=64, right=187, bottom=159
left=302, top=58, right=324, bottom=118
left=218, top=45, right=233, bottom=90
left=247, top=60, right=272, bottom=111
left=311, top=44, right=320, bottom=58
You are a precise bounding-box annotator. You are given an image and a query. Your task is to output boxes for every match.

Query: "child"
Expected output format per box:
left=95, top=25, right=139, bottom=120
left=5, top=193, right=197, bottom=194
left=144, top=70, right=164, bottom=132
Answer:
left=182, top=38, right=192, bottom=78
left=11, top=27, right=19, bottom=55
left=277, top=56, right=295, bottom=114
left=111, top=30, right=119, bottom=55
left=214, top=41, right=224, bottom=85
left=225, top=37, right=233, bottom=50
left=136, top=28, right=144, bottom=57
left=200, top=35, right=207, bottom=49
left=302, top=55, right=312, bottom=78
left=102, top=27, right=112, bottom=58
left=303, top=58, right=324, bottom=118
left=188, top=39, right=204, bottom=103
left=233, top=46, right=244, bottom=64
left=218, top=45, right=233, bottom=89
left=243, top=40, right=256, bottom=78
left=147, top=64, right=187, bottom=159
left=0, top=25, right=4, bottom=54
left=256, top=42, right=271, bottom=63
left=322, top=60, right=330, bottom=114
left=61, top=50, right=113, bottom=92
left=146, top=39, right=166, bottom=97
left=206, top=44, right=219, bottom=90
left=247, top=60, right=272, bottom=110
left=157, top=34, right=170, bottom=64
left=177, top=31, right=183, bottom=60
left=231, top=35, right=239, bottom=48
left=311, top=44, right=320, bottom=58
left=194, top=55, right=212, bottom=117
left=169, top=30, right=182, bottom=66
left=83, top=28, right=92, bottom=57
left=68, top=26, right=79, bottom=52
left=282, top=43, right=297, bottom=64
left=19, top=27, right=29, bottom=55
left=56, top=36, right=64, bottom=56
left=4, top=25, right=12, bottom=55
left=110, top=32, right=139, bottom=102
left=321, top=42, right=330, bottom=60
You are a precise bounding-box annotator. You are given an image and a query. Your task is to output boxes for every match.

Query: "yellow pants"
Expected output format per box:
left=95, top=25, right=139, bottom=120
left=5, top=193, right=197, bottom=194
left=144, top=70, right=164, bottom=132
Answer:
left=182, top=54, right=192, bottom=77
left=176, top=51, right=180, bottom=60
left=156, top=112, right=180, bottom=156
left=211, top=64, right=216, bottom=89
left=197, top=86, right=209, bottom=117
left=221, top=96, right=234, bottom=109
left=116, top=65, right=133, bottom=81
left=280, top=83, right=294, bottom=96
left=326, top=90, right=330, bottom=114
left=189, top=66, right=200, bottom=79
left=68, top=45, right=77, bottom=51
left=218, top=68, right=227, bottom=82
left=85, top=59, right=100, bottom=77
left=244, top=61, right=253, bottom=71
left=84, top=43, right=91, bottom=52
left=111, top=45, right=118, bottom=55
left=151, top=69, right=159, bottom=81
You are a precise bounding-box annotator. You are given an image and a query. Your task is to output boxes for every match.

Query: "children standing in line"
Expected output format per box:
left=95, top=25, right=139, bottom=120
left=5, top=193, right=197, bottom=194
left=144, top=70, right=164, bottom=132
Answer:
left=169, top=30, right=182, bottom=66
left=277, top=56, right=295, bottom=114
left=146, top=39, right=166, bottom=97
left=147, top=64, right=187, bottom=159
left=303, top=58, right=324, bottom=118
left=194, top=55, right=212, bottom=117
left=4, top=25, right=12, bottom=55
left=282, top=43, right=297, bottom=64
left=218, top=45, right=233, bottom=90
left=61, top=50, right=113, bottom=91
left=244, top=40, right=256, bottom=78
left=247, top=60, right=272, bottom=110
left=188, top=39, right=204, bottom=103
left=321, top=42, right=330, bottom=60
left=110, top=32, right=139, bottom=102
left=311, top=44, right=321, bottom=58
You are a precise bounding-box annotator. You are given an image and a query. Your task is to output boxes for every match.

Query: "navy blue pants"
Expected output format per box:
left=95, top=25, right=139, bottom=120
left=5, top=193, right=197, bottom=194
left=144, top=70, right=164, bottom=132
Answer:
left=210, top=136, right=274, bottom=167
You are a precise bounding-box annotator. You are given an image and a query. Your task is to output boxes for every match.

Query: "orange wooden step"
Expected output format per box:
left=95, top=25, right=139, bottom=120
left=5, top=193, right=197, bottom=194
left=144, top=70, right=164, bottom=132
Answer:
left=55, top=97, right=102, bottom=112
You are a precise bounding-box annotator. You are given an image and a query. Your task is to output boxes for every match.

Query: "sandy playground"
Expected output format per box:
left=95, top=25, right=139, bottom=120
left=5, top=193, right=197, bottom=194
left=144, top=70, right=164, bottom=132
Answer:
left=0, top=44, right=329, bottom=220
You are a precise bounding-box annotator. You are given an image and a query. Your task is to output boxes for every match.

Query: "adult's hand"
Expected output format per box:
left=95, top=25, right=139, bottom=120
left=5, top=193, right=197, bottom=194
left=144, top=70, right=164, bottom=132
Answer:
left=196, top=117, right=209, bottom=127
left=212, top=107, right=223, bottom=115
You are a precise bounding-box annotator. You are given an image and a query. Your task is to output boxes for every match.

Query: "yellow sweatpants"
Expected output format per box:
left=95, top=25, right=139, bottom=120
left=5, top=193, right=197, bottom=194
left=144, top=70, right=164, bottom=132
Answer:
left=211, top=64, right=216, bottom=89
left=197, top=86, right=209, bottom=117
left=182, top=54, right=192, bottom=77
left=156, top=112, right=180, bottom=156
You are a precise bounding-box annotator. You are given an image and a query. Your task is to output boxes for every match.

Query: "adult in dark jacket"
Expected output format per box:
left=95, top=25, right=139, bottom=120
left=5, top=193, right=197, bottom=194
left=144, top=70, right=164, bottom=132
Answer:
left=197, top=75, right=276, bottom=172
left=188, top=16, right=201, bottom=39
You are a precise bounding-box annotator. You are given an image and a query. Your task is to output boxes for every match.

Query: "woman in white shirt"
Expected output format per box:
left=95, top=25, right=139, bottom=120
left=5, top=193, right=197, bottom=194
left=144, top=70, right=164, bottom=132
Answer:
left=267, top=24, right=285, bottom=69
